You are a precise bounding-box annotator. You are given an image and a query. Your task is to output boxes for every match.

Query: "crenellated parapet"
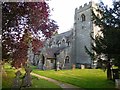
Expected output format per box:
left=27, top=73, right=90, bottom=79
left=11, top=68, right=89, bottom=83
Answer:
left=75, top=1, right=98, bottom=13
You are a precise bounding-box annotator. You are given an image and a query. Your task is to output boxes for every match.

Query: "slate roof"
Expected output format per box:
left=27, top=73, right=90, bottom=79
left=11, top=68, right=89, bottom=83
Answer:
left=43, top=46, right=68, bottom=59
left=53, top=30, right=73, bottom=42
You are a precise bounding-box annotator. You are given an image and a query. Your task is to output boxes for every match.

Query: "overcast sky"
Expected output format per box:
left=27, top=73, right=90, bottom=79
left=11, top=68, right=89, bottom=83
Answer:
left=48, top=0, right=113, bottom=34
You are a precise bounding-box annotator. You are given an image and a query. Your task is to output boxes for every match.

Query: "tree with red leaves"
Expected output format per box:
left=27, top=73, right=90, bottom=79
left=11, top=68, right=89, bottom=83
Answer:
left=32, top=38, right=43, bottom=54
left=2, top=1, right=58, bottom=68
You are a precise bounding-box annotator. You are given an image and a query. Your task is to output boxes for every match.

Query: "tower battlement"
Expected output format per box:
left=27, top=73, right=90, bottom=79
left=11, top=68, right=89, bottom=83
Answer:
left=75, top=1, right=98, bottom=13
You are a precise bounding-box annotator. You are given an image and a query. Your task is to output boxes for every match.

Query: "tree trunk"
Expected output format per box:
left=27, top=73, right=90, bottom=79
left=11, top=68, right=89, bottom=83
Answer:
left=107, top=67, right=112, bottom=80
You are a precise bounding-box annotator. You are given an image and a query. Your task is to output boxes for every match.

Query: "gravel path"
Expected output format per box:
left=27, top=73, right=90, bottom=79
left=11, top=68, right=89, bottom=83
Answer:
left=31, top=72, right=84, bottom=90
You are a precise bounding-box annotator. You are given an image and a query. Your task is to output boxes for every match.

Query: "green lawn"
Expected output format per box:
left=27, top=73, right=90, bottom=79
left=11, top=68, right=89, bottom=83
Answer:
left=2, top=63, right=61, bottom=89
left=33, top=69, right=115, bottom=89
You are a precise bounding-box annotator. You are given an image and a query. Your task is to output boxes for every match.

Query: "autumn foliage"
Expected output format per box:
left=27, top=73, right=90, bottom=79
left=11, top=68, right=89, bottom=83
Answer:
left=2, top=1, right=58, bottom=68
left=32, top=38, right=44, bottom=54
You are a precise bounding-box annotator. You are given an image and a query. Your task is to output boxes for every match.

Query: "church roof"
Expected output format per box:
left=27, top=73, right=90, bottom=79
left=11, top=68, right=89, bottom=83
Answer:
left=52, top=30, right=73, bottom=42
left=42, top=30, right=73, bottom=59
left=43, top=46, right=68, bottom=59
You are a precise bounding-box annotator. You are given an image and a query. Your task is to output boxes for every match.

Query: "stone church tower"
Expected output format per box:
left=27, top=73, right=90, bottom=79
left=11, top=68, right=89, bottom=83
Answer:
left=72, top=1, right=99, bottom=68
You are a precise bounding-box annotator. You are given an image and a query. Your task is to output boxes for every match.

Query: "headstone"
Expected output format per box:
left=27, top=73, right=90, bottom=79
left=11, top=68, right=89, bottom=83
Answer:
left=37, top=60, right=42, bottom=69
left=21, top=66, right=32, bottom=87
left=112, top=69, right=119, bottom=81
left=115, top=79, right=120, bottom=89
left=12, top=70, right=22, bottom=88
left=61, top=64, right=64, bottom=70
left=46, top=60, right=51, bottom=69
left=57, top=62, right=60, bottom=71
left=42, top=64, right=46, bottom=70
left=72, top=64, right=75, bottom=70
left=81, top=64, right=85, bottom=69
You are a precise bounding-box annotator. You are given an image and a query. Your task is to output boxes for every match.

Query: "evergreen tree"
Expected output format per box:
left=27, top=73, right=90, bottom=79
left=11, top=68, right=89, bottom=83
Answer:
left=85, top=1, right=120, bottom=80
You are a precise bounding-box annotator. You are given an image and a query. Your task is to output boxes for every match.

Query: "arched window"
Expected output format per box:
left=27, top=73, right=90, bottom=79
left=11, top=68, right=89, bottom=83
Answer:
left=81, top=14, right=86, bottom=22
left=65, top=56, right=70, bottom=63
left=62, top=39, right=65, bottom=43
left=67, top=41, right=70, bottom=46
left=57, top=41, right=61, bottom=47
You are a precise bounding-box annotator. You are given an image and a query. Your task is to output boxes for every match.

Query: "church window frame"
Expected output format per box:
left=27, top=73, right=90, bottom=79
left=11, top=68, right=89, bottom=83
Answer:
left=57, top=40, right=61, bottom=47
left=65, top=56, right=70, bottom=63
left=62, top=38, right=65, bottom=44
left=81, top=14, right=86, bottom=22
left=67, top=41, right=70, bottom=46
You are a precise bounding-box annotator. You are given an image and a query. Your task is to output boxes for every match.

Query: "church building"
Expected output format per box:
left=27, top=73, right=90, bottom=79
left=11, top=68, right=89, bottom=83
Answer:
left=28, top=1, right=100, bottom=70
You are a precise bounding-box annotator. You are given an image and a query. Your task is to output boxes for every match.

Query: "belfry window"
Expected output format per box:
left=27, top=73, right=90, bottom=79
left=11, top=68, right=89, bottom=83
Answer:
left=62, top=39, right=65, bottom=44
left=81, top=14, right=86, bottom=22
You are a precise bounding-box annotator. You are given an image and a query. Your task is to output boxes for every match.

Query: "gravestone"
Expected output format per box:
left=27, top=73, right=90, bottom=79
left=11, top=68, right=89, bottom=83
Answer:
left=72, top=64, right=76, bottom=70
left=81, top=64, right=85, bottom=69
left=115, top=79, right=120, bottom=89
left=37, top=60, right=42, bottom=69
left=112, top=69, right=119, bottom=81
left=12, top=70, right=22, bottom=88
left=21, top=66, right=32, bottom=88
left=42, top=64, right=46, bottom=70
left=57, top=62, right=60, bottom=71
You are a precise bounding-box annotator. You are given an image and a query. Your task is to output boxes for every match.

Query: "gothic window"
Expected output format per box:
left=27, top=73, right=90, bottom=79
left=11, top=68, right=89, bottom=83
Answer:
left=58, top=42, right=61, bottom=47
left=57, top=41, right=61, bottom=47
left=65, top=56, right=70, bottom=63
left=67, top=41, right=70, bottom=46
left=81, top=14, right=86, bottom=22
left=62, top=39, right=65, bottom=44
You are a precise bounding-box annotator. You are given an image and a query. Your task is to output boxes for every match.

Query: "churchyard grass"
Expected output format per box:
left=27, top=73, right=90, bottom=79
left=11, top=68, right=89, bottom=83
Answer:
left=2, top=63, right=61, bottom=89
left=33, top=69, right=115, bottom=89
